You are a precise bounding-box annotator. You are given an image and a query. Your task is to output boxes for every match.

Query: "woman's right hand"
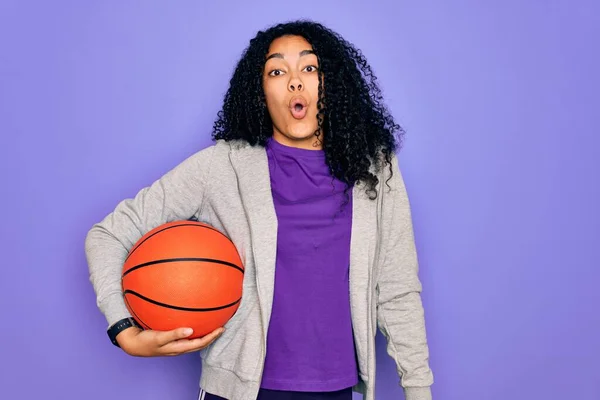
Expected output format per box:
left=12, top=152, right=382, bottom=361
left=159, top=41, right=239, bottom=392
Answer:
left=116, top=326, right=225, bottom=357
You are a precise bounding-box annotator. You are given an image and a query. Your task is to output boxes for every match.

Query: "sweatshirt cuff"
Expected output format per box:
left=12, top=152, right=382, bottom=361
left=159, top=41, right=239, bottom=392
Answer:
left=404, top=387, right=432, bottom=400
left=99, top=292, right=132, bottom=328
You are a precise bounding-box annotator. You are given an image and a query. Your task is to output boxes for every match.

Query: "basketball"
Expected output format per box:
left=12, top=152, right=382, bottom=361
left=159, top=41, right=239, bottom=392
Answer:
left=121, top=220, right=244, bottom=339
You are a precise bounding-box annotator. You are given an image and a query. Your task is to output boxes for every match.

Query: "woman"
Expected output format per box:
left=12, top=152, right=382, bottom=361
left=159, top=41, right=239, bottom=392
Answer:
left=85, top=20, right=434, bottom=400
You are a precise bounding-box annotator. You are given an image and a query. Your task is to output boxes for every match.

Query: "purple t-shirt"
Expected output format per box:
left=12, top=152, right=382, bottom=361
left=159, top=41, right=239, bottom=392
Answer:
left=260, top=138, right=358, bottom=391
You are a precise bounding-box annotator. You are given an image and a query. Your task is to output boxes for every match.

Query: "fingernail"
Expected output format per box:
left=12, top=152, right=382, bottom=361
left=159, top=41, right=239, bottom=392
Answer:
left=183, top=328, right=193, bottom=336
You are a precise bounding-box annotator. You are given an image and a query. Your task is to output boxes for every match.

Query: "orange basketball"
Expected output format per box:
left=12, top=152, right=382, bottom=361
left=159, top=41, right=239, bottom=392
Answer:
left=121, top=220, right=244, bottom=339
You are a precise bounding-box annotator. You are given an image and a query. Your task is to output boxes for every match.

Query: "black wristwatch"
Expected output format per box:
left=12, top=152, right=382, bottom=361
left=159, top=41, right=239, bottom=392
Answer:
left=107, top=317, right=141, bottom=347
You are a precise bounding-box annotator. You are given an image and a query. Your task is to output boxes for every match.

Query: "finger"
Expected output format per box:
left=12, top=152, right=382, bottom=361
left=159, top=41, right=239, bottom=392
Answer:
left=174, top=328, right=224, bottom=350
left=180, top=333, right=223, bottom=354
left=161, top=328, right=225, bottom=354
left=204, top=327, right=226, bottom=341
left=156, top=327, right=194, bottom=347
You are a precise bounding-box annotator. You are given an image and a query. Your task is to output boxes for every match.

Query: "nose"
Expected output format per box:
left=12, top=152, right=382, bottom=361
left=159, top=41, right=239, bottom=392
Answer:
left=288, top=76, right=303, bottom=92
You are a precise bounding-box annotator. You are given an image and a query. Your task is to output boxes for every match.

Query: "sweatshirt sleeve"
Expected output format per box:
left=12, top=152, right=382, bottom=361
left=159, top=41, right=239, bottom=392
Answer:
left=85, top=145, right=215, bottom=328
left=376, top=153, right=434, bottom=400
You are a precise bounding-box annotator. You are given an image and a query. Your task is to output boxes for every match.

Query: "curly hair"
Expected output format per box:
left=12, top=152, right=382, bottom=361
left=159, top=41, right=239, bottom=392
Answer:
left=212, top=20, right=404, bottom=200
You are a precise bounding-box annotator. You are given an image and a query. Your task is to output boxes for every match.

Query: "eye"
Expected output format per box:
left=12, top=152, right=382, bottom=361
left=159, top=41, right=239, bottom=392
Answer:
left=303, top=65, right=318, bottom=73
left=268, top=69, right=285, bottom=77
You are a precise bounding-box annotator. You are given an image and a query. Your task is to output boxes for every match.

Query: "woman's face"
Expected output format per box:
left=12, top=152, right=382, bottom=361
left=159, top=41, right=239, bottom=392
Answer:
left=263, top=35, right=321, bottom=150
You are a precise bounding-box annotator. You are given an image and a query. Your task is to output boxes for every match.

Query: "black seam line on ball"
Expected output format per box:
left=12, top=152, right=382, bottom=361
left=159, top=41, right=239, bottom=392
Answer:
left=125, top=223, right=233, bottom=261
left=123, top=290, right=242, bottom=312
left=122, top=257, right=244, bottom=278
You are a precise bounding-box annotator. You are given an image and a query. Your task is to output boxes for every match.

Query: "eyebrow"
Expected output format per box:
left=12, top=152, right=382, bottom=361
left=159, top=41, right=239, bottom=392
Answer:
left=266, top=49, right=315, bottom=61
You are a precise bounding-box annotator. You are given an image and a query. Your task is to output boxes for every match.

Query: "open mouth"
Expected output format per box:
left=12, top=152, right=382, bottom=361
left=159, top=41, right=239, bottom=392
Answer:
left=289, top=97, right=308, bottom=119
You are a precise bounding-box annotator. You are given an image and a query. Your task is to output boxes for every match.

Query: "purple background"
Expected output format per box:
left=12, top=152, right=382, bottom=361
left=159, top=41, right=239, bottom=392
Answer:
left=1, top=1, right=598, bottom=399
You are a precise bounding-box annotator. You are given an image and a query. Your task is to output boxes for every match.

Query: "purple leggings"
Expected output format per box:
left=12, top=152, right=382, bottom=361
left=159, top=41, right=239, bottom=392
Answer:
left=199, top=387, right=353, bottom=400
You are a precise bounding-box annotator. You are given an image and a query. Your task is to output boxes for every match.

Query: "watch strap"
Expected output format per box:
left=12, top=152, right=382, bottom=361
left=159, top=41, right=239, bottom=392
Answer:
left=107, top=317, right=141, bottom=347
